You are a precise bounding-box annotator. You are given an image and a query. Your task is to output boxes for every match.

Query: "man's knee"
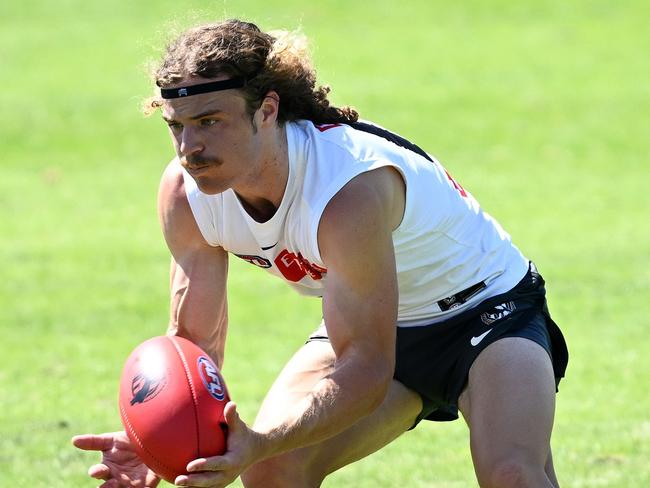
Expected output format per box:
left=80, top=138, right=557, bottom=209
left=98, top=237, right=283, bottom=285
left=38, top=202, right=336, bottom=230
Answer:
left=476, top=456, right=550, bottom=488
left=241, top=453, right=324, bottom=488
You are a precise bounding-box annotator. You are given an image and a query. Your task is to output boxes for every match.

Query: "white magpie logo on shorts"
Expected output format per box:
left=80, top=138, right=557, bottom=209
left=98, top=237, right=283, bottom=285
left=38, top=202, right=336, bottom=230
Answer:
left=480, top=301, right=516, bottom=325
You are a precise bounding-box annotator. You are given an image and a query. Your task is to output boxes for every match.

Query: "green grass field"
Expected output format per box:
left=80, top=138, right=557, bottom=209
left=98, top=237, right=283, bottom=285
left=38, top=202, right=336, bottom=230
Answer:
left=1, top=0, right=649, bottom=486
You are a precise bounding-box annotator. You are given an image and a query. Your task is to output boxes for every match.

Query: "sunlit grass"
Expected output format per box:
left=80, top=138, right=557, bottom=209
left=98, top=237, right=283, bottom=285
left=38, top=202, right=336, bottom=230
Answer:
left=1, top=0, right=648, bottom=486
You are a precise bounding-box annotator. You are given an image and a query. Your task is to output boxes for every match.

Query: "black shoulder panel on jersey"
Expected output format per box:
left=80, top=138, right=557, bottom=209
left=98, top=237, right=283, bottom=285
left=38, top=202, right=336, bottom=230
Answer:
left=349, top=121, right=433, bottom=162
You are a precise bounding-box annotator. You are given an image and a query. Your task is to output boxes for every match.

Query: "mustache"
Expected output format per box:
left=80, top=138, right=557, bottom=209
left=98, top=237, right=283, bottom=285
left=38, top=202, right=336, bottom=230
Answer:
left=181, top=155, right=222, bottom=167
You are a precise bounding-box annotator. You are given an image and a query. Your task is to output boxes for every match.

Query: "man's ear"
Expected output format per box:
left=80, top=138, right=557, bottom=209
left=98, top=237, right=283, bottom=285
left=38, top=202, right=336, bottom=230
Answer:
left=257, top=90, right=280, bottom=126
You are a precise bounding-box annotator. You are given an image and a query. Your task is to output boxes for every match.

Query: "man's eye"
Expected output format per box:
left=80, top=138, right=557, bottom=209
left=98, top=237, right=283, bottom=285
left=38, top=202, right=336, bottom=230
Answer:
left=167, top=122, right=183, bottom=130
left=200, top=119, right=218, bottom=127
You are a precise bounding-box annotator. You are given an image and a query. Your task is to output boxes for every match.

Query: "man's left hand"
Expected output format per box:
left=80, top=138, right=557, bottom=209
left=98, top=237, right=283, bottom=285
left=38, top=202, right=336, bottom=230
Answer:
left=174, top=402, right=266, bottom=488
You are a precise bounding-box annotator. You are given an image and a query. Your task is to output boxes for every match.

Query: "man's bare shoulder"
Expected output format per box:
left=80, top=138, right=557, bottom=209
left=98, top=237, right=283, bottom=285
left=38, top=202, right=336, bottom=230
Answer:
left=320, top=167, right=405, bottom=239
left=318, top=166, right=404, bottom=268
left=157, top=159, right=209, bottom=252
left=158, top=159, right=185, bottom=205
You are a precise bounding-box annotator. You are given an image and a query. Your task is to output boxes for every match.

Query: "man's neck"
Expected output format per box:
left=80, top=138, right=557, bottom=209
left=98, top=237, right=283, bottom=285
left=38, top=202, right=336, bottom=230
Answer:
left=235, top=124, right=289, bottom=223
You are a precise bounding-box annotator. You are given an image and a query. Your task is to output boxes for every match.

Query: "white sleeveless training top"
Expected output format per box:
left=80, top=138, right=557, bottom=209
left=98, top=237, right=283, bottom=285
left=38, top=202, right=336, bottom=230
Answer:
left=182, top=119, right=529, bottom=326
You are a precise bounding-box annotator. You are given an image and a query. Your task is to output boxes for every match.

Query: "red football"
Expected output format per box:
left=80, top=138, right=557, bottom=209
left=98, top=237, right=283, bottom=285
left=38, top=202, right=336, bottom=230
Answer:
left=118, top=335, right=229, bottom=483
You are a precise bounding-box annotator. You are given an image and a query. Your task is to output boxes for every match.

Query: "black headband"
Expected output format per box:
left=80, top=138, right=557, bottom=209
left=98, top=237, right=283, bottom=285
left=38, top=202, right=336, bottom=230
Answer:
left=159, top=77, right=249, bottom=99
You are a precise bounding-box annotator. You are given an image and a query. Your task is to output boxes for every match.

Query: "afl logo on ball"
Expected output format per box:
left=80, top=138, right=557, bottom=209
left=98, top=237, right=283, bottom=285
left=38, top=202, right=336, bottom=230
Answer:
left=198, top=356, right=226, bottom=401
left=130, top=374, right=166, bottom=406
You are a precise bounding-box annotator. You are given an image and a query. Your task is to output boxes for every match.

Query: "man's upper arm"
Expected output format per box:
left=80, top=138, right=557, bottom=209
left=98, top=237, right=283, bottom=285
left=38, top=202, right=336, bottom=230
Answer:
left=318, top=167, right=404, bottom=387
left=157, top=161, right=229, bottom=367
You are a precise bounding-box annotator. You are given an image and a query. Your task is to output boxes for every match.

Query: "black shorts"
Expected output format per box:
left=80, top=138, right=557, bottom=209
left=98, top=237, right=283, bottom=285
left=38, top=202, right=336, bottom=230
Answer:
left=307, top=263, right=569, bottom=426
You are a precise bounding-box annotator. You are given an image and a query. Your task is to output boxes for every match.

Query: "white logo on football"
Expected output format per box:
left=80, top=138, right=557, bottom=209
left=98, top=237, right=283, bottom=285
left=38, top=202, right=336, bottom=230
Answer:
left=471, top=328, right=493, bottom=346
left=197, top=356, right=226, bottom=401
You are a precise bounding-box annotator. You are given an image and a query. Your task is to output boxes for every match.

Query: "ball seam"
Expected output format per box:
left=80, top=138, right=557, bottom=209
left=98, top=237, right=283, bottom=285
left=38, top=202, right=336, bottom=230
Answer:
left=120, top=401, right=177, bottom=479
left=168, top=335, right=202, bottom=459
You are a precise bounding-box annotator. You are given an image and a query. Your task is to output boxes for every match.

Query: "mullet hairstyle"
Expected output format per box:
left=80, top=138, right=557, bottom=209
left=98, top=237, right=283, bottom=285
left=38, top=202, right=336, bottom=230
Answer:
left=144, top=19, right=359, bottom=125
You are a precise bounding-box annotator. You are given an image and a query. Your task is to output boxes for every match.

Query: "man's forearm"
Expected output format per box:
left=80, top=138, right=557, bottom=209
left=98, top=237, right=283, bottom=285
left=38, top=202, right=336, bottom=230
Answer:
left=167, top=260, right=229, bottom=369
left=253, top=355, right=392, bottom=460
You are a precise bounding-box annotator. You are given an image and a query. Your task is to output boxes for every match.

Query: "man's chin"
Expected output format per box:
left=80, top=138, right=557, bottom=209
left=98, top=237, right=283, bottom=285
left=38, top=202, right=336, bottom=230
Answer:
left=194, top=178, right=226, bottom=195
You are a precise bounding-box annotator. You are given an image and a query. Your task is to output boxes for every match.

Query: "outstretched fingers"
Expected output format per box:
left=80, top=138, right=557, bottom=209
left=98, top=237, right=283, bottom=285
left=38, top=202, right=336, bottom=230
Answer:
left=88, top=463, right=112, bottom=480
left=72, top=433, right=116, bottom=452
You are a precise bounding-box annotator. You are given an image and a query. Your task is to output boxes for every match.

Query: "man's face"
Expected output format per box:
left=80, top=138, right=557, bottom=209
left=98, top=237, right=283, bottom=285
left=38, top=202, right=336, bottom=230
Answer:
left=161, top=78, right=262, bottom=195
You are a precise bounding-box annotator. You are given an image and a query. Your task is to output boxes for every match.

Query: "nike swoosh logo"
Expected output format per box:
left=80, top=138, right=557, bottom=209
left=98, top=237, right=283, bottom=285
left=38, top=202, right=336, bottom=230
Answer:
left=470, top=328, right=493, bottom=347
left=260, top=242, right=278, bottom=251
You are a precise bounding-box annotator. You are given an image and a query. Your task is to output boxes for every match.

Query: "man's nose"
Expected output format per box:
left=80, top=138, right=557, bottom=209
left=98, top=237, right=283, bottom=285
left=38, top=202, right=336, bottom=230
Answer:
left=180, top=127, right=204, bottom=157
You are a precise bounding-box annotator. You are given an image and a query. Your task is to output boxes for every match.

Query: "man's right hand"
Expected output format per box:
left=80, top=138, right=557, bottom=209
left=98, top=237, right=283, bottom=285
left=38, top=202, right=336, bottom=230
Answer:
left=72, top=431, right=160, bottom=488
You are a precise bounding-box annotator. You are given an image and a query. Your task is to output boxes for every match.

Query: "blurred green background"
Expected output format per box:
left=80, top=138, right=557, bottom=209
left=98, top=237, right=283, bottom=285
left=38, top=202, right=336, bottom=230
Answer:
left=1, top=0, right=649, bottom=486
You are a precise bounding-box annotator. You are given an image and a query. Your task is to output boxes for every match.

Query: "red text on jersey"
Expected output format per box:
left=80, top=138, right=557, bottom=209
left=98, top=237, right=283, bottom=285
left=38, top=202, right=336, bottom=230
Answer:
left=275, top=249, right=327, bottom=282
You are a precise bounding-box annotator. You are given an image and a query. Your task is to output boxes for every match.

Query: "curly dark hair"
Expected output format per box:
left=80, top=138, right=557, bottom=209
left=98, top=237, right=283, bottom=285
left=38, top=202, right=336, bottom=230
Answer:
left=146, top=19, right=359, bottom=125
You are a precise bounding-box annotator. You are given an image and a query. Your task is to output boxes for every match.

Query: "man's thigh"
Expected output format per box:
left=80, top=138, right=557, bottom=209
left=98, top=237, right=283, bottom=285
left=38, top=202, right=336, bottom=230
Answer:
left=458, top=337, right=557, bottom=483
left=245, top=341, right=422, bottom=484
